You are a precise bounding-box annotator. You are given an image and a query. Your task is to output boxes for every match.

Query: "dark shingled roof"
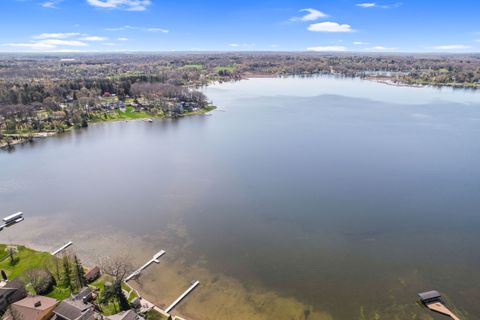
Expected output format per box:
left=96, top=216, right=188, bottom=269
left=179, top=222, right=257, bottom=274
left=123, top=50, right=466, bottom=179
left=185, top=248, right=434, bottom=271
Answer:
left=0, top=278, right=25, bottom=292
left=53, top=300, right=94, bottom=320
left=107, top=310, right=138, bottom=320
left=418, top=290, right=441, bottom=301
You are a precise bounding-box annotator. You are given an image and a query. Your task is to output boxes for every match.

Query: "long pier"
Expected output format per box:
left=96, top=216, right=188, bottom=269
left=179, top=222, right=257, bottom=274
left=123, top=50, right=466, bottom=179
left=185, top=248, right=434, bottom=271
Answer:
left=165, top=281, right=200, bottom=313
left=125, top=250, right=166, bottom=282
left=426, top=302, right=460, bottom=320
left=51, top=241, right=73, bottom=255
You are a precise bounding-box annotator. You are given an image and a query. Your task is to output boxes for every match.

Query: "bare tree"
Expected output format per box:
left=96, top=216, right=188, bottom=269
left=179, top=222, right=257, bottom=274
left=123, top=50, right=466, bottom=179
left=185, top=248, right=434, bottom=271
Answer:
left=5, top=246, right=18, bottom=265
left=100, top=256, right=134, bottom=311
left=23, top=269, right=54, bottom=295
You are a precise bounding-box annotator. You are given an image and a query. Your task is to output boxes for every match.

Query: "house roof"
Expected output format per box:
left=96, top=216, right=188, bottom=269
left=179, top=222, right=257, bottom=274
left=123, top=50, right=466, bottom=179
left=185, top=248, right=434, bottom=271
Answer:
left=53, top=299, right=93, bottom=320
left=11, top=296, right=58, bottom=320
left=84, top=267, right=100, bottom=279
left=107, top=310, right=137, bottom=320
left=418, top=290, right=441, bottom=301
left=13, top=296, right=58, bottom=311
left=74, top=287, right=94, bottom=300
left=0, top=279, right=25, bottom=293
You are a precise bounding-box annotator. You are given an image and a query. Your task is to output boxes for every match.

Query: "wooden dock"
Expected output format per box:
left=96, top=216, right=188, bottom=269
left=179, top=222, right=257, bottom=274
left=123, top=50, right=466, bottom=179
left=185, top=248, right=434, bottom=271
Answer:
left=125, top=250, right=166, bottom=282
left=418, top=290, right=460, bottom=320
left=165, top=281, right=200, bottom=313
left=51, top=241, right=73, bottom=255
left=426, top=302, right=460, bottom=320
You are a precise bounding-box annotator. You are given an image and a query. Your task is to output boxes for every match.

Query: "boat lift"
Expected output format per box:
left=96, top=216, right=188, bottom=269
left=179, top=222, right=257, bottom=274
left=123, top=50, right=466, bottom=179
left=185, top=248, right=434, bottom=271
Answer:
left=0, top=212, right=24, bottom=230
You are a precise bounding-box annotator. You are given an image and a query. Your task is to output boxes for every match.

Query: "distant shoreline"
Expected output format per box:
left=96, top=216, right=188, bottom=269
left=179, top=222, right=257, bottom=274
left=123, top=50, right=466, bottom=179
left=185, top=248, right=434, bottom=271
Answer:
left=0, top=106, right=216, bottom=151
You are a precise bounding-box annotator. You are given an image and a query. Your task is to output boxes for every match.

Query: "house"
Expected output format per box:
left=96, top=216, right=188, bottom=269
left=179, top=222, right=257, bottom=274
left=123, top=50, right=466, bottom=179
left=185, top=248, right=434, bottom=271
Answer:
left=418, top=290, right=442, bottom=304
left=84, top=267, right=100, bottom=283
left=52, top=296, right=95, bottom=320
left=0, top=279, right=27, bottom=310
left=50, top=111, right=67, bottom=121
left=72, top=287, right=96, bottom=303
left=7, top=296, right=58, bottom=320
left=106, top=310, right=142, bottom=320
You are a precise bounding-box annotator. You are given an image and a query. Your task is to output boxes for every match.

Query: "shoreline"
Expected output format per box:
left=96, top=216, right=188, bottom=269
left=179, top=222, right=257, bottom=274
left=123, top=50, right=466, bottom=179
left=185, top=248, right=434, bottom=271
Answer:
left=0, top=106, right=216, bottom=150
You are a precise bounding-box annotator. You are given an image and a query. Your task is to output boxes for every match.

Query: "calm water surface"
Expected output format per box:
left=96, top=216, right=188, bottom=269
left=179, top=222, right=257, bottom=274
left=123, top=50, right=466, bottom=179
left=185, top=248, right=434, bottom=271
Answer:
left=1, top=76, right=480, bottom=319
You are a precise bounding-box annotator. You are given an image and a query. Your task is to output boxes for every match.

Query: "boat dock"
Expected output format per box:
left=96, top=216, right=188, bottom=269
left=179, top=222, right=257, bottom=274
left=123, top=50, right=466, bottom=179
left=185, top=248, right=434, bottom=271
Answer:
left=418, top=290, right=460, bottom=320
left=165, top=280, right=200, bottom=313
left=51, top=241, right=73, bottom=255
left=0, top=212, right=24, bottom=230
left=125, top=250, right=166, bottom=282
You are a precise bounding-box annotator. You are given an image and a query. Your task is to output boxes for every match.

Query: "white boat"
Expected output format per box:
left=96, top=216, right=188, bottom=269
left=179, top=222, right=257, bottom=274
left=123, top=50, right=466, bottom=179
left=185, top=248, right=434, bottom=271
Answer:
left=145, top=118, right=153, bottom=123
left=3, top=212, right=23, bottom=224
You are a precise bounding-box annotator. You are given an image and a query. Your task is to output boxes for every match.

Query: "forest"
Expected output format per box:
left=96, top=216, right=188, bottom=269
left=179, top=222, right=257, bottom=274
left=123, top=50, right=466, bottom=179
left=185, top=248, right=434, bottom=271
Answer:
left=1, top=52, right=480, bottom=148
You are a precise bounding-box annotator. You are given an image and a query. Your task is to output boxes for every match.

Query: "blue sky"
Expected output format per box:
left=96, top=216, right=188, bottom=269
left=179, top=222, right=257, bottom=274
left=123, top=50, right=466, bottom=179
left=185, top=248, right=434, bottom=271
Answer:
left=1, top=0, right=480, bottom=53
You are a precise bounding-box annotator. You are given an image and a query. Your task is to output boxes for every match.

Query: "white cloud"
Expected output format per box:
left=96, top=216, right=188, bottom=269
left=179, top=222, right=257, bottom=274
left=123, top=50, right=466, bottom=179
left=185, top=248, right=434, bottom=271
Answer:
left=6, top=39, right=88, bottom=50
left=353, top=41, right=369, bottom=45
left=41, top=0, right=63, bottom=9
left=291, top=8, right=328, bottom=22
left=118, top=37, right=129, bottom=41
left=308, top=22, right=354, bottom=33
left=86, top=0, right=151, bottom=11
left=106, top=25, right=168, bottom=33
left=146, top=28, right=169, bottom=33
left=33, top=33, right=81, bottom=39
left=307, top=46, right=347, bottom=52
left=365, top=46, right=397, bottom=51
left=356, top=2, right=402, bottom=9
left=6, top=42, right=56, bottom=50
left=357, top=3, right=376, bottom=7
left=80, top=36, right=108, bottom=41
left=37, top=39, right=88, bottom=46
left=432, top=44, right=471, bottom=50
left=228, top=43, right=255, bottom=49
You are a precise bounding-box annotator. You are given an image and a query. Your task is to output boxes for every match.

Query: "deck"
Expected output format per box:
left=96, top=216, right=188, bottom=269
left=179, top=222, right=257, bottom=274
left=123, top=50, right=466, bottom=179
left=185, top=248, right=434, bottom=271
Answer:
left=426, top=302, right=460, bottom=320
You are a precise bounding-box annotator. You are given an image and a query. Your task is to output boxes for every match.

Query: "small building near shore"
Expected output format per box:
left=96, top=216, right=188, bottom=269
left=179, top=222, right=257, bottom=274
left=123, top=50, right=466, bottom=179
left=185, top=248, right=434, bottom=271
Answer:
left=84, top=267, right=100, bottom=283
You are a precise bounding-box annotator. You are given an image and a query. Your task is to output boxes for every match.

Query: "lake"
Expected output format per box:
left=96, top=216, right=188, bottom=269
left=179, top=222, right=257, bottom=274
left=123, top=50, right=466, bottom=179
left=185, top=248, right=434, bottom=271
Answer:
left=1, top=76, right=480, bottom=319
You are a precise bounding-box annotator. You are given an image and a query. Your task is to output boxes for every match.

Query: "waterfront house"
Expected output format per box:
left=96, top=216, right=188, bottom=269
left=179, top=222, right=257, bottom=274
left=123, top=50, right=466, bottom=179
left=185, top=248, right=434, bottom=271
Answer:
left=84, top=267, right=100, bottom=283
left=106, top=310, right=143, bottom=320
left=51, top=297, right=95, bottom=320
left=7, top=296, right=58, bottom=320
left=0, top=279, right=27, bottom=310
left=72, top=287, right=96, bottom=303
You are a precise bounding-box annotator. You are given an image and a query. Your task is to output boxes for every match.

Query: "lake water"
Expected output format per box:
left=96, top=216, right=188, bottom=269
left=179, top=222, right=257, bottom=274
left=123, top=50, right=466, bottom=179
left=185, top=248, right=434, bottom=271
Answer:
left=1, top=76, right=480, bottom=319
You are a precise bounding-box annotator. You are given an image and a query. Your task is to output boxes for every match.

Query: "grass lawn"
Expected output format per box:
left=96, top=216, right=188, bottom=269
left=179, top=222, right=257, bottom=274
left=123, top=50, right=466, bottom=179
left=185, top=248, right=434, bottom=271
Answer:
left=89, top=107, right=153, bottom=122
left=117, top=106, right=151, bottom=119
left=90, top=275, right=138, bottom=315
left=145, top=309, right=170, bottom=320
left=46, top=286, right=72, bottom=300
left=214, top=65, right=236, bottom=73
left=181, top=64, right=204, bottom=70
left=0, top=245, right=55, bottom=279
left=0, top=244, right=74, bottom=300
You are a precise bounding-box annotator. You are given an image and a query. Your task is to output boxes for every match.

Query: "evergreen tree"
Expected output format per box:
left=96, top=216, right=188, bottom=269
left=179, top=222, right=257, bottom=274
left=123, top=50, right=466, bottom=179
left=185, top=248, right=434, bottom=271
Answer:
left=73, top=255, right=87, bottom=289
left=62, top=256, right=73, bottom=289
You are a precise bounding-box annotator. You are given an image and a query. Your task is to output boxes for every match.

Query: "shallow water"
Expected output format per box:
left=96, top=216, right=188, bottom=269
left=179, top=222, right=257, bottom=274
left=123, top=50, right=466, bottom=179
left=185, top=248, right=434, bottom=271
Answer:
left=1, top=76, right=480, bottom=319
